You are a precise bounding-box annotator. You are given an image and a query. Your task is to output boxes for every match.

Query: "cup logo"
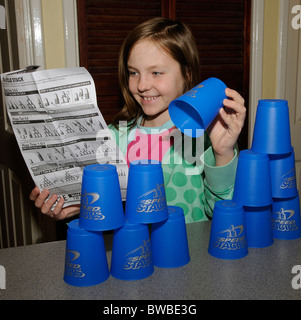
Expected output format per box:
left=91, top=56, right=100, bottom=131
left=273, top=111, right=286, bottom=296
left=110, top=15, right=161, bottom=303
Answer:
left=185, top=90, right=197, bottom=98
left=80, top=191, right=105, bottom=220
left=64, top=248, right=85, bottom=278
left=280, top=169, right=296, bottom=190
left=272, top=208, right=298, bottom=232
left=136, top=183, right=167, bottom=213
left=212, top=225, right=247, bottom=251
left=184, top=84, right=204, bottom=98
left=123, top=239, right=152, bottom=270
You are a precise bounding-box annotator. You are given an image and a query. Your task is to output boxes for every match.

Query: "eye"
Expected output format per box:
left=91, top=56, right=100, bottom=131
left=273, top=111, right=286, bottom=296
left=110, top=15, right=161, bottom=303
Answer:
left=152, top=72, right=162, bottom=76
left=128, top=70, right=138, bottom=76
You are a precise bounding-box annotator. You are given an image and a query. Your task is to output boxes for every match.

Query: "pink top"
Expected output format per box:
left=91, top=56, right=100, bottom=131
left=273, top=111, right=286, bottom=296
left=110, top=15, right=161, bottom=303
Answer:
left=126, top=126, right=175, bottom=166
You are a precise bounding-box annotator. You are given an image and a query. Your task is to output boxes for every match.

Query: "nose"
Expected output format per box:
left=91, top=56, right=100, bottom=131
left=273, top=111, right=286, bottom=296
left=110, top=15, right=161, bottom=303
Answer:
left=137, top=74, right=151, bottom=92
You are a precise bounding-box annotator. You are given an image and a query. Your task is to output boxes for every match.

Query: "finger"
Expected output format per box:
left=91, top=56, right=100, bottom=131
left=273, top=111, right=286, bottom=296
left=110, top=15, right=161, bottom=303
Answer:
left=64, top=205, right=81, bottom=219
left=225, top=88, right=245, bottom=105
left=34, top=189, right=50, bottom=208
left=29, top=186, right=40, bottom=201
left=219, top=108, right=233, bottom=127
left=51, top=197, right=65, bottom=220
left=40, top=193, right=58, bottom=215
left=219, top=107, right=243, bottom=130
left=222, top=99, right=246, bottom=121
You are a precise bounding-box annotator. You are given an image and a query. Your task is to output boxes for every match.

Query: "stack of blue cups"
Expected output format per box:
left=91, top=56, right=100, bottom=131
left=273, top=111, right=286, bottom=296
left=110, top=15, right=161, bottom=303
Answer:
left=64, top=164, right=125, bottom=287
left=251, top=99, right=301, bottom=241
left=232, top=150, right=274, bottom=248
left=111, top=159, right=190, bottom=281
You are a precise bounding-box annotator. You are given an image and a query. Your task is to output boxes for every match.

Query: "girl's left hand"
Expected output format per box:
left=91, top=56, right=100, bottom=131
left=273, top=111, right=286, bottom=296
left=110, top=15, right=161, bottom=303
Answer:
left=207, top=88, right=246, bottom=166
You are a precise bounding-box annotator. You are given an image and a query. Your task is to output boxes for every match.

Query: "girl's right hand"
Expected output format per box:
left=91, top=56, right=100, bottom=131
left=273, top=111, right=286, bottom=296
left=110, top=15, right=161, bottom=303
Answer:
left=29, top=186, right=80, bottom=220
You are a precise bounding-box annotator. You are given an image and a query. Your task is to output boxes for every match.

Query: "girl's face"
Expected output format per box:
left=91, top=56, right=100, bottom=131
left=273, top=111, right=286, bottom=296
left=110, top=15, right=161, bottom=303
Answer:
left=127, top=39, right=186, bottom=127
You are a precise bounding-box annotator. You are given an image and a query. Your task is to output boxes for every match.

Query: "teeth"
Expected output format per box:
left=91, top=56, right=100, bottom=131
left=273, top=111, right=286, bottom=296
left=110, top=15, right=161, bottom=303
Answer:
left=143, top=96, right=158, bottom=101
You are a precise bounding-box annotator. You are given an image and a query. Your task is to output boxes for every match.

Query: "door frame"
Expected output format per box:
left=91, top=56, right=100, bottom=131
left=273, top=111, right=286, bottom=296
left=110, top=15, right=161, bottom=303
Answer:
left=15, top=0, right=79, bottom=69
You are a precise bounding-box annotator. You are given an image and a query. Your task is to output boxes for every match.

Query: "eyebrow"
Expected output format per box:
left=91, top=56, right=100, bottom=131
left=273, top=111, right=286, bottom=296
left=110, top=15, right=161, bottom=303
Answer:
left=127, top=64, right=166, bottom=70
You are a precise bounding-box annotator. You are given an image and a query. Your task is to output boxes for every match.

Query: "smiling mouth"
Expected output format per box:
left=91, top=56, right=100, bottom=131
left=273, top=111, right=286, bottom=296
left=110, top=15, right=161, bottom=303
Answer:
left=141, top=96, right=159, bottom=101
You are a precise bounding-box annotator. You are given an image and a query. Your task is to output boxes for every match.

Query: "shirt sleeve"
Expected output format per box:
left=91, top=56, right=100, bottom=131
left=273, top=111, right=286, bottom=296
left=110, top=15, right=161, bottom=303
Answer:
left=200, top=145, right=238, bottom=219
left=202, top=146, right=238, bottom=191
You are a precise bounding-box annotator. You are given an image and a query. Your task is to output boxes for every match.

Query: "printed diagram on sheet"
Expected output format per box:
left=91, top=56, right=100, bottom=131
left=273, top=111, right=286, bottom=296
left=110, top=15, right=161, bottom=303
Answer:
left=1, top=67, right=128, bottom=206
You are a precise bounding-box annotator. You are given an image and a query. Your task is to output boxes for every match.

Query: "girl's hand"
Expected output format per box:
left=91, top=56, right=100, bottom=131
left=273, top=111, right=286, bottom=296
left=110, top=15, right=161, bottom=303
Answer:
left=29, top=186, right=80, bottom=220
left=207, top=88, right=246, bottom=166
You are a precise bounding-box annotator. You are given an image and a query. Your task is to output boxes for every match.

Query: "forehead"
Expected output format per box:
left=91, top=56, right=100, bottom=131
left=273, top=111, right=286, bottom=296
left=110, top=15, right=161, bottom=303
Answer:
left=128, top=39, right=175, bottom=67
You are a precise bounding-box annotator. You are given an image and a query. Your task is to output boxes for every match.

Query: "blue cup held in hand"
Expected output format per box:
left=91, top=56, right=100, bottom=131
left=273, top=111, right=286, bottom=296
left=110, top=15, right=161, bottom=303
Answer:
left=125, top=160, right=168, bottom=224
left=151, top=206, right=190, bottom=268
left=63, top=219, right=109, bottom=287
left=208, top=200, right=248, bottom=260
left=169, top=77, right=227, bottom=138
left=110, top=220, right=154, bottom=280
left=79, top=164, right=125, bottom=231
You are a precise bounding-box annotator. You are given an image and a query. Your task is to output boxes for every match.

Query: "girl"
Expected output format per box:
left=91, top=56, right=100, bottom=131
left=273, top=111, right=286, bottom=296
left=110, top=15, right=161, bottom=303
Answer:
left=30, top=17, right=246, bottom=223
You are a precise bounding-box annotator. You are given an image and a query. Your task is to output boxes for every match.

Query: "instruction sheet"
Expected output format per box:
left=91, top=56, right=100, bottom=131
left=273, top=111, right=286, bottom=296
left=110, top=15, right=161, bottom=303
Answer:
left=1, top=67, right=128, bottom=206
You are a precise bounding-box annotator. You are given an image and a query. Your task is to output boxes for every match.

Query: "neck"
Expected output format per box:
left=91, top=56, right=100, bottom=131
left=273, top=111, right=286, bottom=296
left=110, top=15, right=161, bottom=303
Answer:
left=141, top=112, right=171, bottom=128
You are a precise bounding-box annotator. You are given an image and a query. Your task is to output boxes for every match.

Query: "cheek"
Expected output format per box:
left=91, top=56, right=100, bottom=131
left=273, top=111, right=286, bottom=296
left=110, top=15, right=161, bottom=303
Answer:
left=164, top=73, right=186, bottom=99
left=170, top=80, right=185, bottom=100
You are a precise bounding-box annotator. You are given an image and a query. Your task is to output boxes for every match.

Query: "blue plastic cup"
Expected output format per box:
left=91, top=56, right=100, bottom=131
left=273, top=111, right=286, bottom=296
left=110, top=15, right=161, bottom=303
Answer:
left=110, top=220, right=154, bottom=280
left=208, top=200, right=248, bottom=260
left=151, top=206, right=190, bottom=268
left=251, top=99, right=291, bottom=154
left=269, top=147, right=298, bottom=199
left=272, top=195, right=301, bottom=240
left=125, top=160, right=168, bottom=224
left=79, top=164, right=125, bottom=231
left=244, top=205, right=274, bottom=248
left=233, top=150, right=273, bottom=207
left=63, top=219, right=109, bottom=287
left=169, top=77, right=227, bottom=138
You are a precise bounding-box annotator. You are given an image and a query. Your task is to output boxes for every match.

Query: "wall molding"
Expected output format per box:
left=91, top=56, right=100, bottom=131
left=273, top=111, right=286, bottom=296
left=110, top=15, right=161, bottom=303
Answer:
left=15, top=0, right=45, bottom=69
left=248, top=0, right=265, bottom=147
left=15, top=0, right=79, bottom=69
left=62, top=0, right=79, bottom=68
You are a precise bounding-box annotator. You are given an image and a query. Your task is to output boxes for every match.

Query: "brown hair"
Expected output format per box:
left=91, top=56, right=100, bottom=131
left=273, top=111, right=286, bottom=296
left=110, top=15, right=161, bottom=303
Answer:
left=112, top=17, right=200, bottom=129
